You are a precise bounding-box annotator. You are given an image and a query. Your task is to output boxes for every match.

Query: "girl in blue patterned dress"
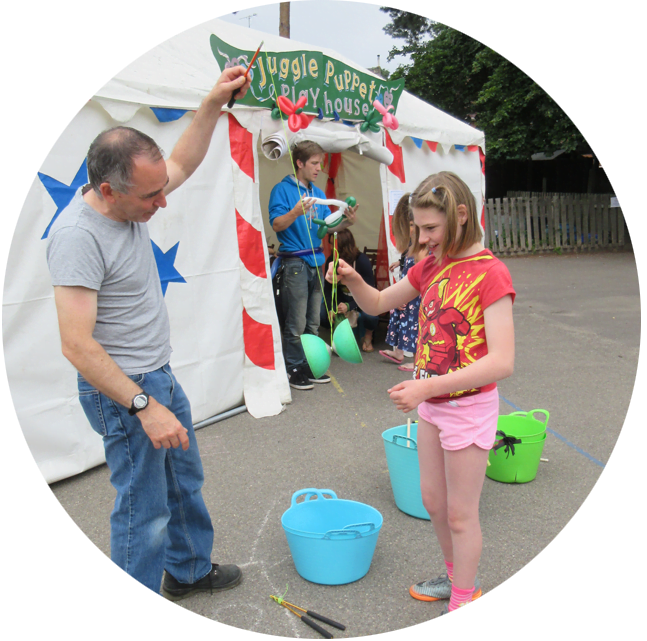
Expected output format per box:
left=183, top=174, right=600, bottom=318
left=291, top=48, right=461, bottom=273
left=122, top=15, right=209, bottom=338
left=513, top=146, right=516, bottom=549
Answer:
left=380, top=194, right=428, bottom=371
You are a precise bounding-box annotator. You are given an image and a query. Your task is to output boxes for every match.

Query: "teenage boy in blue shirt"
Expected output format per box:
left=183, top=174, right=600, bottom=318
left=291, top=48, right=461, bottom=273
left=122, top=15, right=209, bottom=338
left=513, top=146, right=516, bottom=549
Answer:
left=269, top=140, right=358, bottom=390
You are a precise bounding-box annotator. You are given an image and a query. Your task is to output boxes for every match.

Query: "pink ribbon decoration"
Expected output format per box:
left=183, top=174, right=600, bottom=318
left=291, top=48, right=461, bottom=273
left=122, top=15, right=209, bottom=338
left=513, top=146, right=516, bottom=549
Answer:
left=373, top=100, right=399, bottom=130
left=277, top=95, right=315, bottom=133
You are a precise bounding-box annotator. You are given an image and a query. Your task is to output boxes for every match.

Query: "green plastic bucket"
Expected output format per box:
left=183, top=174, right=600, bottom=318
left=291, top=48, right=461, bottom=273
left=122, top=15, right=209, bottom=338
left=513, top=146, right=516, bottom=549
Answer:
left=486, top=410, right=549, bottom=484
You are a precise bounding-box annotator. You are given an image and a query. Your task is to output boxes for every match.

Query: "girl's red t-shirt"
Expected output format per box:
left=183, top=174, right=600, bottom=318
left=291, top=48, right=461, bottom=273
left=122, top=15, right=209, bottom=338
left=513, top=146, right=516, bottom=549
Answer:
left=406, top=248, right=516, bottom=402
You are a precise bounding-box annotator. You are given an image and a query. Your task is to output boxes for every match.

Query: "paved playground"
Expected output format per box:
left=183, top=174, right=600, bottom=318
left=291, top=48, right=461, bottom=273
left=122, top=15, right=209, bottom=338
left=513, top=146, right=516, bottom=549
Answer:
left=50, top=250, right=639, bottom=637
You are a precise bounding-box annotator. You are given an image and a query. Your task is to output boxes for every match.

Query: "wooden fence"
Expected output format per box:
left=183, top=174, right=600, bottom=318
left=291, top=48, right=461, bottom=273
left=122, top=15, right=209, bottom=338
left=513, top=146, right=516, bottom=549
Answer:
left=484, top=193, right=627, bottom=255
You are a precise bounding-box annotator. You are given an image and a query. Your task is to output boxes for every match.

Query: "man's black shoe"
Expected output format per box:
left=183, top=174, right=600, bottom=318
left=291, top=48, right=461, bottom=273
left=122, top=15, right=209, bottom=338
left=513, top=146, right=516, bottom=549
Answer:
left=162, top=563, right=242, bottom=601
left=288, top=366, right=314, bottom=390
left=304, top=363, right=331, bottom=384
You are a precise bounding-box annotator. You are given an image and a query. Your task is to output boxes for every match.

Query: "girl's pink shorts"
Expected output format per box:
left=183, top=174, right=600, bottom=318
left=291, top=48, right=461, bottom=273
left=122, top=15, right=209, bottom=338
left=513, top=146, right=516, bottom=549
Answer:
left=417, top=388, right=500, bottom=451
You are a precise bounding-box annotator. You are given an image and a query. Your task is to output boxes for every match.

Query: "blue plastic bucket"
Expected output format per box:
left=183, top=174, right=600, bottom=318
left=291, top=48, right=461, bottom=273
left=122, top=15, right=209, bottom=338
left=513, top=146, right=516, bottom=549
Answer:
left=382, top=423, right=430, bottom=520
left=281, top=488, right=383, bottom=585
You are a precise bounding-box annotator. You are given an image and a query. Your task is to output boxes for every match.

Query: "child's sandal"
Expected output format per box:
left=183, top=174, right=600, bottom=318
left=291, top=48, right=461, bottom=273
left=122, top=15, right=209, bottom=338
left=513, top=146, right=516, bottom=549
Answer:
left=378, top=349, right=403, bottom=364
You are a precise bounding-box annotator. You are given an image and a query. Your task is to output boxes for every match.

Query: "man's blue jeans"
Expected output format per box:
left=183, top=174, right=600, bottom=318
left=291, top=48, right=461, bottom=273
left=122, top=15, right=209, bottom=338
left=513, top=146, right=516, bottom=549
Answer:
left=78, top=364, right=213, bottom=593
left=280, top=257, right=322, bottom=370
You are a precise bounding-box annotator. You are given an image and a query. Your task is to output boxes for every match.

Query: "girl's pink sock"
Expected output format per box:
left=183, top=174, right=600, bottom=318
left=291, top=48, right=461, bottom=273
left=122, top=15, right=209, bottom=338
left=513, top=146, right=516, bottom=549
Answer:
left=448, top=584, right=474, bottom=611
left=444, top=560, right=454, bottom=581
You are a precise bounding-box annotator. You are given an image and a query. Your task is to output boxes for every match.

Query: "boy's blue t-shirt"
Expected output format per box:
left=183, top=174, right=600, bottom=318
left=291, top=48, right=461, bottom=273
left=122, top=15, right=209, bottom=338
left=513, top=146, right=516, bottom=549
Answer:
left=268, top=175, right=331, bottom=268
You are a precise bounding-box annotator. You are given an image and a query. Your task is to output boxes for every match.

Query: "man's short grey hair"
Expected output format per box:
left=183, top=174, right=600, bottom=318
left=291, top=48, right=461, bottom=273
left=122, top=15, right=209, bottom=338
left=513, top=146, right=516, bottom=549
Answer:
left=87, top=126, right=164, bottom=196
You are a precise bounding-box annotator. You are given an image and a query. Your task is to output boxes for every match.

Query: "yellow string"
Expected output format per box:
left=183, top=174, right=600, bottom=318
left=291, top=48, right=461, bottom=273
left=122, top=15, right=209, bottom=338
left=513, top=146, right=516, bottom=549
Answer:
left=264, top=49, right=337, bottom=328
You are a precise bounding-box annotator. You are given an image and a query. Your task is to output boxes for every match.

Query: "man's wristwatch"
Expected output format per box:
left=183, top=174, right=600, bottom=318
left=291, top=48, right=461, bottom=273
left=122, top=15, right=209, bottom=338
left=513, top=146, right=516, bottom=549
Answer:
left=128, top=392, right=150, bottom=415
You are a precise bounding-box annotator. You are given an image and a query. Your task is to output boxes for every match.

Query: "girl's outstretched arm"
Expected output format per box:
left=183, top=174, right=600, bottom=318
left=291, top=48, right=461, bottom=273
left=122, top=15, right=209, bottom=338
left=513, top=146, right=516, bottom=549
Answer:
left=325, top=258, right=419, bottom=316
left=389, top=295, right=515, bottom=413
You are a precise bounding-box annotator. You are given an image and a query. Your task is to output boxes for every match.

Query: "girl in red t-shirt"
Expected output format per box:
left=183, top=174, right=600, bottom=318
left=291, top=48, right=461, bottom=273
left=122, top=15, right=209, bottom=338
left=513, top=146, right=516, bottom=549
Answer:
left=326, top=171, right=515, bottom=615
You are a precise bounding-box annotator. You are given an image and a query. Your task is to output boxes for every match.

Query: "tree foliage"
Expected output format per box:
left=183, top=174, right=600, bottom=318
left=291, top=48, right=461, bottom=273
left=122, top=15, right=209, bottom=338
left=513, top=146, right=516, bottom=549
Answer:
left=380, top=8, right=588, bottom=161
left=382, top=8, right=433, bottom=53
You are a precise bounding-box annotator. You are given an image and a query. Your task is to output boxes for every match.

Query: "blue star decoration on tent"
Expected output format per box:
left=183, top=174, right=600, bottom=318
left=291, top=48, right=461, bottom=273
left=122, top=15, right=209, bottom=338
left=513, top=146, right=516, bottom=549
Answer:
left=39, top=159, right=88, bottom=239
left=151, top=240, right=186, bottom=296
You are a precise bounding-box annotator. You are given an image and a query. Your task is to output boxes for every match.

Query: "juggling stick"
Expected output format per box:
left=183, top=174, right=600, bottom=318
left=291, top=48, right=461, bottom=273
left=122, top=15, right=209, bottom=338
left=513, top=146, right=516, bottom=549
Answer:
left=227, top=41, right=264, bottom=109
left=281, top=600, right=346, bottom=631
left=270, top=594, right=345, bottom=639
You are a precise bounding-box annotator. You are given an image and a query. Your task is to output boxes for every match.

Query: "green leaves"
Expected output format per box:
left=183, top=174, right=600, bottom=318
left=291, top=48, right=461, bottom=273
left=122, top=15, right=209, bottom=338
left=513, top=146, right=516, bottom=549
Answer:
left=380, top=9, right=588, bottom=161
left=380, top=7, right=433, bottom=54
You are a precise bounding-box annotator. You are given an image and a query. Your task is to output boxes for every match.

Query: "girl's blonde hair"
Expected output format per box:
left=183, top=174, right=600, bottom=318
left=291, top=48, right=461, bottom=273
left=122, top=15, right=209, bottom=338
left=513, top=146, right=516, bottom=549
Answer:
left=410, top=171, right=482, bottom=262
left=392, top=193, right=424, bottom=257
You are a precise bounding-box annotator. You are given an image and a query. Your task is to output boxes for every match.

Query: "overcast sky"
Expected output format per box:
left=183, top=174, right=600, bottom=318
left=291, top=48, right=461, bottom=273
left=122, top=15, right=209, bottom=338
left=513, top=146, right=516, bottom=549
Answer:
left=219, top=1, right=414, bottom=73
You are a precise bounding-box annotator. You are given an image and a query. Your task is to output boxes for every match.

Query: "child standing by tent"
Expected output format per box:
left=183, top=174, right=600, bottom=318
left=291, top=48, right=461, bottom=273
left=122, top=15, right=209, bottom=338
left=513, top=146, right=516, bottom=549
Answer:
left=380, top=194, right=427, bottom=371
left=326, top=171, right=515, bottom=614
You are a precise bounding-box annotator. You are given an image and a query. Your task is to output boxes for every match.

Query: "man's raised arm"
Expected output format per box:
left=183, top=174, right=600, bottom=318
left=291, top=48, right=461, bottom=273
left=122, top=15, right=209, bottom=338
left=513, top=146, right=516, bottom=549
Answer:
left=165, top=66, right=251, bottom=195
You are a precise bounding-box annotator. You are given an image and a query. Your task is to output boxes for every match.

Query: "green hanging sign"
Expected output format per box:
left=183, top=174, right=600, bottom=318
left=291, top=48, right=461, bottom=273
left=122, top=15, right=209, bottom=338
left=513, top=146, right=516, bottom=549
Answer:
left=210, top=34, right=404, bottom=121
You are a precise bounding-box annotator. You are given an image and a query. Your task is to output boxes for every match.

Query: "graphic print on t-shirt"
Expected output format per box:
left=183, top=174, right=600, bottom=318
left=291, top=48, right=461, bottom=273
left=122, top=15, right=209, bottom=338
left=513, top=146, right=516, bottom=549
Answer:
left=413, top=255, right=496, bottom=393
left=416, top=277, right=472, bottom=377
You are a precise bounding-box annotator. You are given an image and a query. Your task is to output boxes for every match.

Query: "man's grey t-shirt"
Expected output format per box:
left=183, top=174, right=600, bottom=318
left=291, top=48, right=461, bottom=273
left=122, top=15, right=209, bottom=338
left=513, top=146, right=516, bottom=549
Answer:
left=46, top=188, right=172, bottom=375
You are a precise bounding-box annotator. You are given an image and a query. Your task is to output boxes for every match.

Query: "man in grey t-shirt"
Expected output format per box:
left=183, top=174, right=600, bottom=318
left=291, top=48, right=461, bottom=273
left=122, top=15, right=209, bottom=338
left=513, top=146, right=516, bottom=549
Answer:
left=46, top=65, right=250, bottom=600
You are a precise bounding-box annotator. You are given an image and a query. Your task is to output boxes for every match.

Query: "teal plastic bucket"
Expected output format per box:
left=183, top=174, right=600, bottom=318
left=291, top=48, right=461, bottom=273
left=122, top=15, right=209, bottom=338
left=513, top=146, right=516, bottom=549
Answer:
left=382, top=423, right=430, bottom=520
left=281, top=488, right=382, bottom=585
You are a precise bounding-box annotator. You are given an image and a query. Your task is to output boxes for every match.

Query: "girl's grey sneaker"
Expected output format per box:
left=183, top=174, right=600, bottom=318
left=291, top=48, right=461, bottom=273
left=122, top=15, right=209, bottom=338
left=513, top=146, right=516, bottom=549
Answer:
left=162, top=563, right=242, bottom=601
left=409, top=573, right=481, bottom=602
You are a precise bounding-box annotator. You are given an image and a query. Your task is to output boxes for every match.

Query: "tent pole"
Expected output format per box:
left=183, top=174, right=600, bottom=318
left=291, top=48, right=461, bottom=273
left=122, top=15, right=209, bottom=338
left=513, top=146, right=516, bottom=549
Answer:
left=194, top=405, right=247, bottom=431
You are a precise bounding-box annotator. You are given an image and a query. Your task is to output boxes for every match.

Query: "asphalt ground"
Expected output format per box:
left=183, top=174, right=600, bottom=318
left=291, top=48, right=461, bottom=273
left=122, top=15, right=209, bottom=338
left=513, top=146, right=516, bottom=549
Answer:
left=50, top=250, right=640, bottom=638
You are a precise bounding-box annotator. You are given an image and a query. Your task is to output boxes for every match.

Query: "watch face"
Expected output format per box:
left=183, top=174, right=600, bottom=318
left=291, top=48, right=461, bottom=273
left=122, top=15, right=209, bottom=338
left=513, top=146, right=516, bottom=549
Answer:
left=133, top=394, right=148, bottom=409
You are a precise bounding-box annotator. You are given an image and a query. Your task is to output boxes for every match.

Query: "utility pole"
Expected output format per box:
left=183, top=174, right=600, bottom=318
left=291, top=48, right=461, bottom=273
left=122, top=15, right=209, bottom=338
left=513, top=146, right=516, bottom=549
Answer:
left=279, top=2, right=290, bottom=38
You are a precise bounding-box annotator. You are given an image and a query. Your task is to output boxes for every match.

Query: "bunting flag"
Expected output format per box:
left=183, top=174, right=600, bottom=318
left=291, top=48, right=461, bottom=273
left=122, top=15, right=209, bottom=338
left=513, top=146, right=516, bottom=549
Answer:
left=426, top=141, right=438, bottom=152
left=150, top=108, right=189, bottom=123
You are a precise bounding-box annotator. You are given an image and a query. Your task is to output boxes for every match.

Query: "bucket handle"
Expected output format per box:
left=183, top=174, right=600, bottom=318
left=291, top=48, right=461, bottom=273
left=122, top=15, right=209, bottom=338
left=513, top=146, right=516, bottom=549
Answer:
left=343, top=522, right=376, bottom=534
left=290, top=488, right=338, bottom=507
left=392, top=435, right=417, bottom=450
left=528, top=409, right=550, bottom=426
left=323, top=529, right=362, bottom=540
left=508, top=409, right=550, bottom=426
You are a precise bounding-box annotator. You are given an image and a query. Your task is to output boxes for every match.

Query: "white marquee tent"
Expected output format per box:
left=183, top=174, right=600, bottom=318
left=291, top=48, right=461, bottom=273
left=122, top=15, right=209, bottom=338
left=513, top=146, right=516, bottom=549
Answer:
left=3, top=18, right=485, bottom=483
